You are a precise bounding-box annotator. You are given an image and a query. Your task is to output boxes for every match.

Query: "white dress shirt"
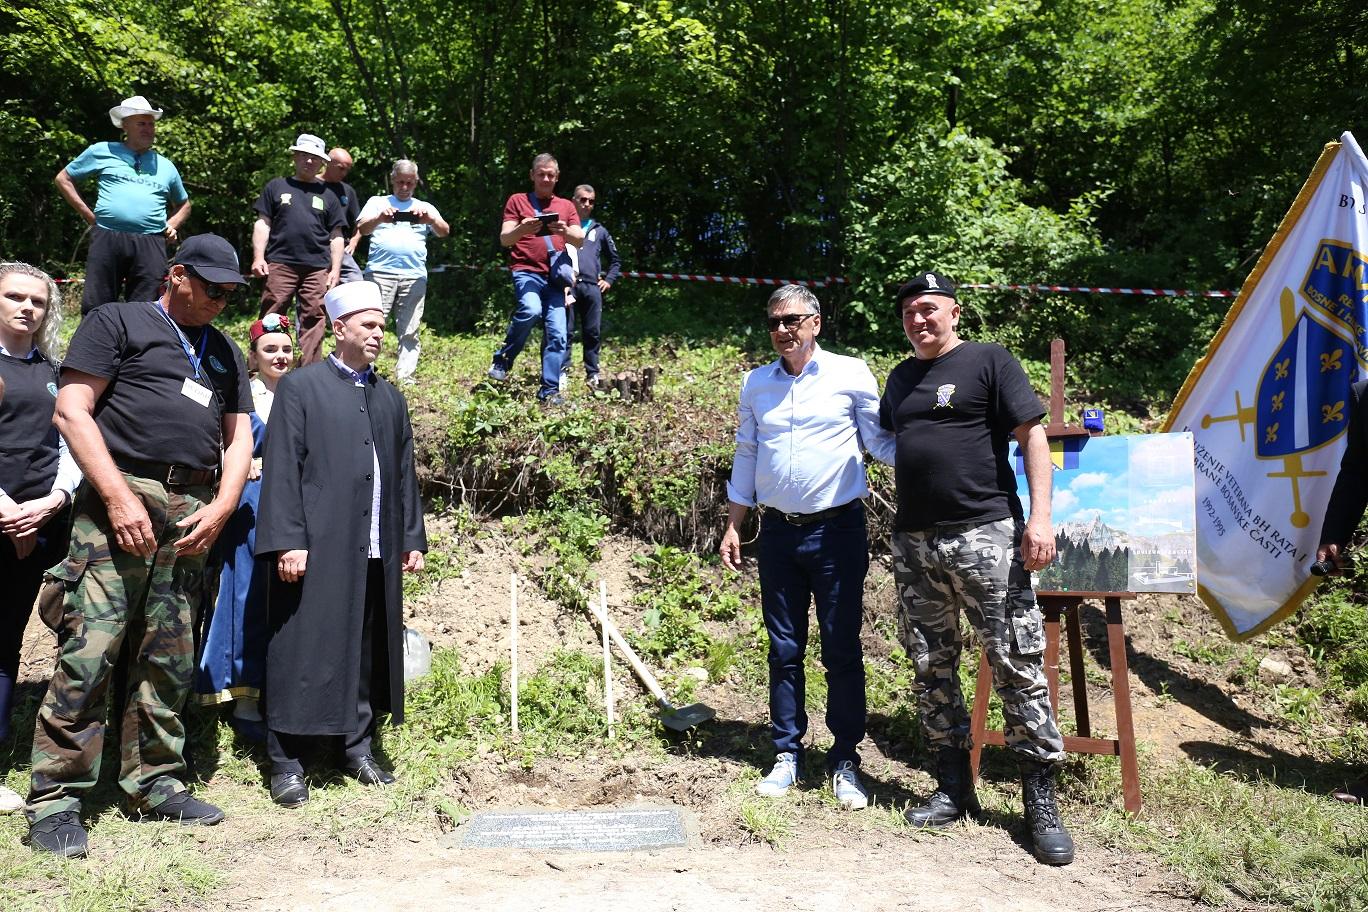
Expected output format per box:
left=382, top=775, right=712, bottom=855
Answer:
left=726, top=343, right=894, bottom=515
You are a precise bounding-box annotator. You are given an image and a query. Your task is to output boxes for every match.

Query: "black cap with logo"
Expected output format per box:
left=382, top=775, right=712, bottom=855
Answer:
left=174, top=234, right=244, bottom=286
left=894, top=271, right=957, bottom=312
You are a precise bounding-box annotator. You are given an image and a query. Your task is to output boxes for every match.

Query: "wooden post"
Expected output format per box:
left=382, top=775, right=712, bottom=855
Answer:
left=510, top=572, right=519, bottom=735
left=601, top=580, right=615, bottom=739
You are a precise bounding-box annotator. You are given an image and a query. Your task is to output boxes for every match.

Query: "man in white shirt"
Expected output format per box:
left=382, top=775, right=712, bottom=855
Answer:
left=720, top=284, right=895, bottom=809
left=357, top=160, right=450, bottom=384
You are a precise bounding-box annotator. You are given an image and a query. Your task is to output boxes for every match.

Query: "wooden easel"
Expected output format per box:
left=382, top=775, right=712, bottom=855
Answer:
left=966, top=338, right=1143, bottom=814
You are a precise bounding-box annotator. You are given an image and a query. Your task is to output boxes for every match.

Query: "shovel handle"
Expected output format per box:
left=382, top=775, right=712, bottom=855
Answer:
left=586, top=598, right=673, bottom=708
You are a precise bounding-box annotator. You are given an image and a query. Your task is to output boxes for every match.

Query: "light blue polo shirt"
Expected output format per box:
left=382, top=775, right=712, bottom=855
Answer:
left=65, top=142, right=187, bottom=235
left=359, top=194, right=440, bottom=278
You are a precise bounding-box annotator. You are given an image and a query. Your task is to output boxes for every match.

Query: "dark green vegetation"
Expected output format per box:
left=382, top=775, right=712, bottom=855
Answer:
left=3, top=0, right=1366, bottom=406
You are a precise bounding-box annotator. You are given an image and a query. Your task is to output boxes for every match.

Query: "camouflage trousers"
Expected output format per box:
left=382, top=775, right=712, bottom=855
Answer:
left=27, top=476, right=211, bottom=822
left=890, top=517, right=1064, bottom=763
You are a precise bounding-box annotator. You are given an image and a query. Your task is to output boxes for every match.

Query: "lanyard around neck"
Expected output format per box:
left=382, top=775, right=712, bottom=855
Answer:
left=152, top=303, right=209, bottom=379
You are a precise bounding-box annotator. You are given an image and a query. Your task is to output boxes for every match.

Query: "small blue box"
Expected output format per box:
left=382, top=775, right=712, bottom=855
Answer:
left=1082, top=408, right=1105, bottom=432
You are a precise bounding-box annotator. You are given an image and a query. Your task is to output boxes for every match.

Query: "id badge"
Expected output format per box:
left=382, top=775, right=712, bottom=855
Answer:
left=181, top=376, right=213, bottom=407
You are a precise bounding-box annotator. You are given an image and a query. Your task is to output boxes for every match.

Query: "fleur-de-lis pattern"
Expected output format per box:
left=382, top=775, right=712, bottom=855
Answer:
left=1274, top=358, right=1290, bottom=379
left=1319, top=349, right=1343, bottom=373
left=1265, top=422, right=1279, bottom=444
left=1270, top=391, right=1285, bottom=412
left=1322, top=400, right=1346, bottom=424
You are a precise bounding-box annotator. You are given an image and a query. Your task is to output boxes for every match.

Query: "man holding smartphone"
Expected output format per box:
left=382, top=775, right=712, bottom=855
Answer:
left=356, top=159, right=450, bottom=385
left=487, top=153, right=584, bottom=404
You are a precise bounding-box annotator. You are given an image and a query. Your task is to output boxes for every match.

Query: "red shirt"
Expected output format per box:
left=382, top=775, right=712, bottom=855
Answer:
left=503, top=192, right=580, bottom=272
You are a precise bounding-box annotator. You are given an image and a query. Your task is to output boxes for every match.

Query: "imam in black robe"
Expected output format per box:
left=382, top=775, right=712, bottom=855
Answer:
left=255, top=357, right=426, bottom=736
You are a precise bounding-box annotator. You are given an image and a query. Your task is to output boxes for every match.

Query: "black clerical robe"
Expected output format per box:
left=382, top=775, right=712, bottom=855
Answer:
left=255, top=358, right=426, bottom=734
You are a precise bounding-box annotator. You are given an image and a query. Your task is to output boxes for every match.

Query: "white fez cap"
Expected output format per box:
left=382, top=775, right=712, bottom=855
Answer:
left=324, top=281, right=383, bottom=323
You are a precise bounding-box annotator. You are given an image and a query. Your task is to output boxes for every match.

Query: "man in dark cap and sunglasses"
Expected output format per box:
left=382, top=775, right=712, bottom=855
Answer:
left=25, top=234, right=253, bottom=858
left=878, top=271, right=1073, bottom=865
left=720, top=284, right=895, bottom=811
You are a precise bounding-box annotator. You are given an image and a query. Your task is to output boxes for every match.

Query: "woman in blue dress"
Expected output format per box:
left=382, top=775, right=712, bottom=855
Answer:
left=196, top=313, right=293, bottom=739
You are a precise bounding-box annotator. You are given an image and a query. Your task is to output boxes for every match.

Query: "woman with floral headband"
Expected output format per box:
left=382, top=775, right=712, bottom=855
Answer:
left=195, top=312, right=294, bottom=739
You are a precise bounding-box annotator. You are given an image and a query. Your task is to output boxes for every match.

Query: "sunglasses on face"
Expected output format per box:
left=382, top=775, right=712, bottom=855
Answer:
left=186, top=267, right=232, bottom=300
left=574, top=197, right=595, bottom=205
left=767, top=312, right=816, bottom=332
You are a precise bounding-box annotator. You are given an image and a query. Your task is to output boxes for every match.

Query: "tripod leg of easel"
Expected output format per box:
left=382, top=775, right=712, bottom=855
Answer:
left=1065, top=604, right=1090, bottom=737
left=967, top=650, right=992, bottom=784
left=1106, top=597, right=1142, bottom=813
left=1042, top=601, right=1061, bottom=716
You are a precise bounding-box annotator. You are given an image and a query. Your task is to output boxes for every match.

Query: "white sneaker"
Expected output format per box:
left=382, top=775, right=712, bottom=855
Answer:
left=756, top=752, right=799, bottom=797
left=487, top=365, right=508, bottom=381
left=558, top=371, right=568, bottom=392
left=831, top=760, right=869, bottom=810
left=0, top=784, right=23, bottom=813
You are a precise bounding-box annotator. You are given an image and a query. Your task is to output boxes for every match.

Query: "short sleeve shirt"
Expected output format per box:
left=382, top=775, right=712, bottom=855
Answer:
left=254, top=177, right=346, bottom=269
left=61, top=301, right=253, bottom=471
left=503, top=192, right=579, bottom=273
left=65, top=142, right=187, bottom=235
left=325, top=179, right=361, bottom=235
left=879, top=341, right=1045, bottom=532
left=360, top=195, right=441, bottom=278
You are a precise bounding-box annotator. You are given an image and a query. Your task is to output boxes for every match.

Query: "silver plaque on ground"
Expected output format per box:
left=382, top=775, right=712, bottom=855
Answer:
left=460, top=807, right=687, bottom=852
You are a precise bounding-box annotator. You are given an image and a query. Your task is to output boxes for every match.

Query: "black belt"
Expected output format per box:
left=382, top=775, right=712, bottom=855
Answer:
left=116, top=457, right=217, bottom=487
left=766, top=499, right=860, bottom=526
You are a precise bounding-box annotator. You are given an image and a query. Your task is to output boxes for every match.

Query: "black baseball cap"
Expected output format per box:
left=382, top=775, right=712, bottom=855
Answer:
left=174, top=234, right=244, bottom=286
left=894, top=271, right=957, bottom=311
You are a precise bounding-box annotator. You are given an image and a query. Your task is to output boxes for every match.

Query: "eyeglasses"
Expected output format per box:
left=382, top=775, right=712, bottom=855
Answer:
left=574, top=197, right=595, bottom=205
left=767, top=312, right=816, bottom=332
left=186, top=267, right=231, bottom=300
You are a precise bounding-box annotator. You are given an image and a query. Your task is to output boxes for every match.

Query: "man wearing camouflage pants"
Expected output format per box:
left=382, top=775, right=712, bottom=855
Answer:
left=25, top=235, right=253, bottom=857
left=878, top=271, right=1073, bottom=865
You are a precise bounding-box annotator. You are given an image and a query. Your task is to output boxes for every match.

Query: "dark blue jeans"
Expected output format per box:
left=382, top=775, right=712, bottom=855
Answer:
left=757, top=502, right=868, bottom=769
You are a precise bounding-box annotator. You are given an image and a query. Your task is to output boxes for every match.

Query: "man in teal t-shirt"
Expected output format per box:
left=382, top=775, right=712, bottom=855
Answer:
left=356, top=159, right=449, bottom=383
left=55, top=95, right=192, bottom=315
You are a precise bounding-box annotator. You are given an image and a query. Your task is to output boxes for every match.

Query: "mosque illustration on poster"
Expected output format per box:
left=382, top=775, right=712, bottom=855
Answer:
left=1019, top=432, right=1198, bottom=594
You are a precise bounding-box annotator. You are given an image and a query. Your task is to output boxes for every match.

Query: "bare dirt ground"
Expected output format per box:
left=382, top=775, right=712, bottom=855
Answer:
left=15, top=518, right=1284, bottom=911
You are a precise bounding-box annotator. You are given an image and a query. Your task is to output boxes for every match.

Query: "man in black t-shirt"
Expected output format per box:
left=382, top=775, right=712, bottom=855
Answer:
left=878, top=271, right=1074, bottom=866
left=323, top=147, right=364, bottom=282
left=25, top=234, right=253, bottom=858
left=251, top=133, right=346, bottom=366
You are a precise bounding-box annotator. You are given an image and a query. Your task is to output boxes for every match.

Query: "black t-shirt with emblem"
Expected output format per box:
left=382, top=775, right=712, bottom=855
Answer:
left=0, top=349, right=61, bottom=501
left=254, top=176, right=346, bottom=269
left=879, top=341, right=1045, bottom=533
left=324, top=179, right=361, bottom=235
left=61, top=301, right=253, bottom=471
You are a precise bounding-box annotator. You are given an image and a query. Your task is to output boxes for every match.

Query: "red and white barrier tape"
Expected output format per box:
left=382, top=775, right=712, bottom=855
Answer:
left=51, top=269, right=1240, bottom=297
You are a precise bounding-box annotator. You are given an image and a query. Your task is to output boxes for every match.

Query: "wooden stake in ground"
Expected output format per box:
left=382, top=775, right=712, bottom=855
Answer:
left=600, top=579, right=614, bottom=739
left=510, top=572, right=519, bottom=735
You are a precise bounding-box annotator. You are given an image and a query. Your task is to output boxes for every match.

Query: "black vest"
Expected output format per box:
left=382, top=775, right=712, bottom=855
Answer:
left=0, top=350, right=61, bottom=503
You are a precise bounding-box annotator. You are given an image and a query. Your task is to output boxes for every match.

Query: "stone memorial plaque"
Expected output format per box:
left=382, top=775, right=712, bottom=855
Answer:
left=460, top=807, right=687, bottom=852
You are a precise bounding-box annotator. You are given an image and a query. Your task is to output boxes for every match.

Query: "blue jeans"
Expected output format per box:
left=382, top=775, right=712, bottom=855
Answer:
left=757, top=502, right=868, bottom=768
left=492, top=269, right=567, bottom=399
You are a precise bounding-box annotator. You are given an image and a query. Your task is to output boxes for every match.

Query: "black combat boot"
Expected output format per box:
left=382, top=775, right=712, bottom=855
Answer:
left=1020, top=758, right=1075, bottom=865
left=905, top=746, right=981, bottom=828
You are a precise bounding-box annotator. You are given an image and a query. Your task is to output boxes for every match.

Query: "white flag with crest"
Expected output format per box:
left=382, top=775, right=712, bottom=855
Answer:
left=1165, top=131, right=1368, bottom=640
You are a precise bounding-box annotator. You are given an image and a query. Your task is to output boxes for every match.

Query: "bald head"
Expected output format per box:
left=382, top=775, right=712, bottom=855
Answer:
left=323, top=147, right=354, bottom=182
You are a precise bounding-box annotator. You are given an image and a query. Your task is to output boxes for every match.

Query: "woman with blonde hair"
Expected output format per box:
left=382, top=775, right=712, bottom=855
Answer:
left=0, top=262, right=80, bottom=812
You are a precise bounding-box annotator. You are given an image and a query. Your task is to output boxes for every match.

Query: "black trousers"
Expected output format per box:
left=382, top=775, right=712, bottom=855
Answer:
left=568, top=279, right=604, bottom=377
left=82, top=226, right=168, bottom=314
left=267, top=559, right=389, bottom=774
left=0, top=509, right=70, bottom=741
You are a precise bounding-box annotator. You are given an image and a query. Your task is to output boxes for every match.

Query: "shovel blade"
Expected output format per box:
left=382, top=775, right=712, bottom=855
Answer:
left=659, top=702, right=716, bottom=732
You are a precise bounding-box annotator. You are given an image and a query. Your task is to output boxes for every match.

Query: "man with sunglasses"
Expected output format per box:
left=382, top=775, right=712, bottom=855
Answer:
left=55, top=95, right=192, bottom=315
left=25, top=234, right=253, bottom=857
left=721, top=285, right=894, bottom=811
left=563, top=184, right=621, bottom=390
